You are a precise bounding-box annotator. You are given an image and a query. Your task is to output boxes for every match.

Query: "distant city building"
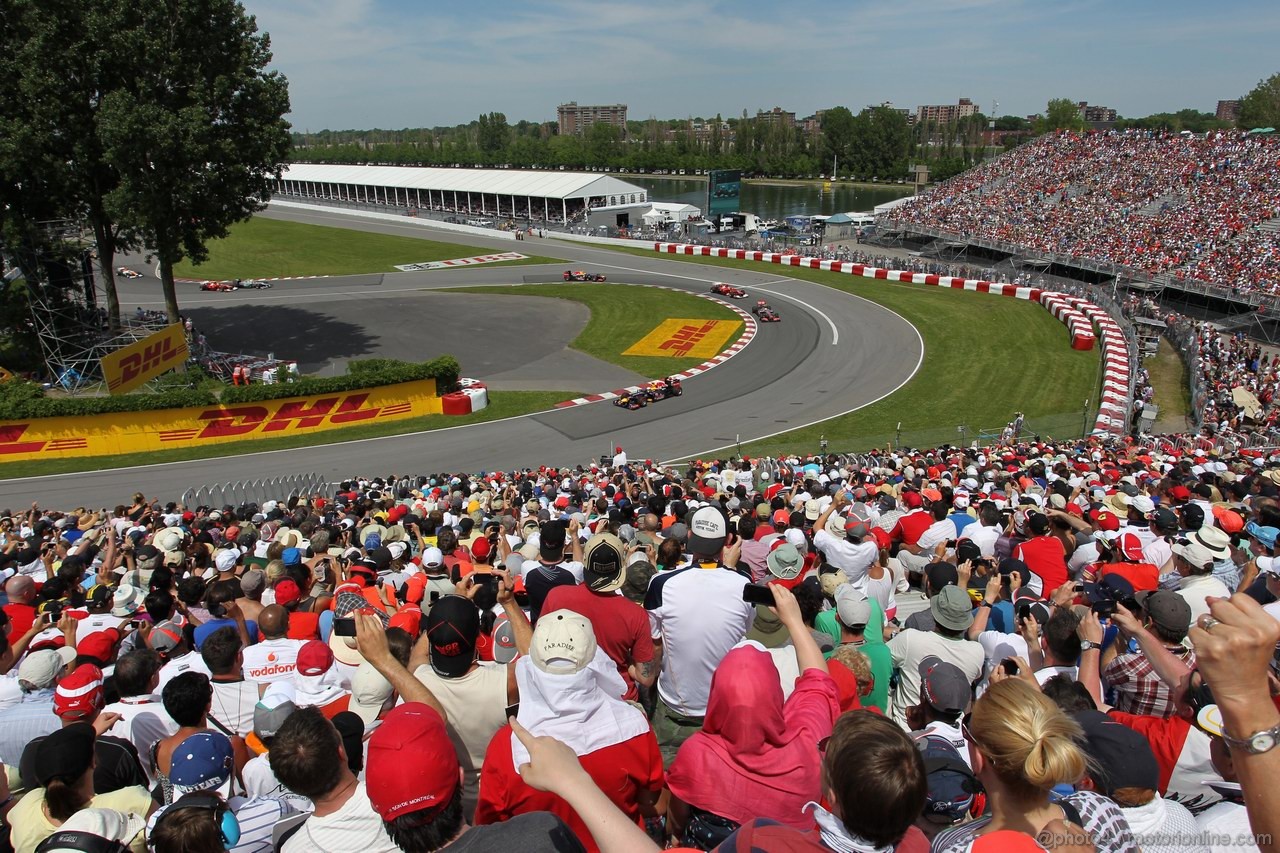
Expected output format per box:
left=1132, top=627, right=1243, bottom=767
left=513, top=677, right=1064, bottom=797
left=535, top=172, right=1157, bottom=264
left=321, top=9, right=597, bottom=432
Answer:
left=1077, top=101, right=1118, bottom=123
left=915, top=98, right=978, bottom=125
left=1216, top=99, right=1242, bottom=123
left=557, top=102, right=628, bottom=137
left=872, top=101, right=912, bottom=122
left=755, top=106, right=796, bottom=128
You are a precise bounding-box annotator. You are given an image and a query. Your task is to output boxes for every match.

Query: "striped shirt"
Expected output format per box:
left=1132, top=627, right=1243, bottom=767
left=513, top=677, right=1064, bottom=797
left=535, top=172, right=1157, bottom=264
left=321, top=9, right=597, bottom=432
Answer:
left=932, top=791, right=1138, bottom=853
left=0, top=693, right=59, bottom=766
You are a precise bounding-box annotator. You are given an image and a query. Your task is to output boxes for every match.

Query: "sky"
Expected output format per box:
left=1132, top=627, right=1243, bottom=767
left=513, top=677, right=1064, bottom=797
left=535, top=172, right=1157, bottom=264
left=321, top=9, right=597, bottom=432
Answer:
left=247, top=0, right=1279, bottom=132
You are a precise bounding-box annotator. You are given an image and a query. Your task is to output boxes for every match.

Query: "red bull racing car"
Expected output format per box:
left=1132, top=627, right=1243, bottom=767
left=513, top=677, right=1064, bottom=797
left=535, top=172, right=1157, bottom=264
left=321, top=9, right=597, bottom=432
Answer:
left=613, top=377, right=684, bottom=409
left=564, top=270, right=607, bottom=282
left=710, top=283, right=748, bottom=299
left=752, top=300, right=781, bottom=322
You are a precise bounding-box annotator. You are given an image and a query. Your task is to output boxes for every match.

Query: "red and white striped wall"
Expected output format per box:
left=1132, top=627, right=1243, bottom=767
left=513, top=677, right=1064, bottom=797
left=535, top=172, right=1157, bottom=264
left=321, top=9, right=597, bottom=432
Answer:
left=652, top=243, right=1132, bottom=436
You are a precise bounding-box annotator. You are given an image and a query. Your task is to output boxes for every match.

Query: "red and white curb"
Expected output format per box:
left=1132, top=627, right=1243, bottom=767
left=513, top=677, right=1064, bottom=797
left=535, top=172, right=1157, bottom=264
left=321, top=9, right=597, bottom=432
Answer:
left=553, top=285, right=757, bottom=409
left=175, top=274, right=330, bottom=284
left=653, top=242, right=1133, bottom=437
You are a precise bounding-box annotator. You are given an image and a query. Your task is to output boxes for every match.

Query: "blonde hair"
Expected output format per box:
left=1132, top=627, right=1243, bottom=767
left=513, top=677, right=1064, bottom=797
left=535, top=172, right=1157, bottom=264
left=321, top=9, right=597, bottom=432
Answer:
left=264, top=559, right=287, bottom=584
left=970, top=679, right=1087, bottom=791
left=830, top=646, right=872, bottom=688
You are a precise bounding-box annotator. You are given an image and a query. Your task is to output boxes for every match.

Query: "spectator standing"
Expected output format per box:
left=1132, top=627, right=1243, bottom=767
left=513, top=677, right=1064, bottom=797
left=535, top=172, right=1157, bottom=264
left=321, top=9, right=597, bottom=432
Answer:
left=1101, top=591, right=1194, bottom=718
left=888, top=586, right=984, bottom=727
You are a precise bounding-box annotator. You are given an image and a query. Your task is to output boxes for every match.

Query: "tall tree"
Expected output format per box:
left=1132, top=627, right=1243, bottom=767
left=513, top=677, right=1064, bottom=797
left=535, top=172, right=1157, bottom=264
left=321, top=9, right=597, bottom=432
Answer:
left=476, top=111, right=510, bottom=156
left=1238, top=72, right=1280, bottom=129
left=819, top=106, right=856, bottom=174
left=100, top=0, right=291, bottom=323
left=1037, top=98, right=1086, bottom=133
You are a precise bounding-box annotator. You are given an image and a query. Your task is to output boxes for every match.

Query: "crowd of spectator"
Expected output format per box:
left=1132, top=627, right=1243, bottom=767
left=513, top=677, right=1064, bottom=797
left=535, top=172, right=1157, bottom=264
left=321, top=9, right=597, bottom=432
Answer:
left=889, top=130, right=1280, bottom=295
left=1, top=437, right=1280, bottom=852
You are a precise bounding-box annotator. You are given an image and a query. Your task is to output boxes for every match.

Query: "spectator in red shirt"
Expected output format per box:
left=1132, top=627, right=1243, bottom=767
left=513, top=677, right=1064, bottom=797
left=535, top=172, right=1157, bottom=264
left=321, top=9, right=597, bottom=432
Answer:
left=475, top=609, right=664, bottom=852
left=1090, top=531, right=1160, bottom=592
left=1011, top=512, right=1068, bottom=597
left=542, top=533, right=656, bottom=702
left=890, top=491, right=933, bottom=551
left=3, top=576, right=37, bottom=645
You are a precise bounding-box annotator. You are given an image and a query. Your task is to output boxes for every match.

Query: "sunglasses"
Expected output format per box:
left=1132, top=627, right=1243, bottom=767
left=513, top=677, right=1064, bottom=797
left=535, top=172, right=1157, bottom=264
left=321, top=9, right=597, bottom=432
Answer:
left=960, top=712, right=978, bottom=746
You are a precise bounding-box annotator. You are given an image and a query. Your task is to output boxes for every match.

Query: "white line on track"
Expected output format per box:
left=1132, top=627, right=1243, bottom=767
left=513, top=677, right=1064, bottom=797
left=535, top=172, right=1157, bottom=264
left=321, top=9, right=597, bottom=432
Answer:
left=751, top=286, right=839, bottom=346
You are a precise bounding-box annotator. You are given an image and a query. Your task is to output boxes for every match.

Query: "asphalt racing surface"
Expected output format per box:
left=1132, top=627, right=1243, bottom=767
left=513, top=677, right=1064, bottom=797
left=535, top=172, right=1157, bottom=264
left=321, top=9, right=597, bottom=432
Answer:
left=1, top=206, right=923, bottom=506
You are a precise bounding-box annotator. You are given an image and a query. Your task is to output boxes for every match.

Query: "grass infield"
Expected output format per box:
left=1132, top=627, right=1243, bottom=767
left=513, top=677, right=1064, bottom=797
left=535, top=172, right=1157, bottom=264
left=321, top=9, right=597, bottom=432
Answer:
left=174, top=217, right=561, bottom=279
left=0, top=391, right=574, bottom=479
left=447, top=283, right=743, bottom=377
left=591, top=247, right=1103, bottom=456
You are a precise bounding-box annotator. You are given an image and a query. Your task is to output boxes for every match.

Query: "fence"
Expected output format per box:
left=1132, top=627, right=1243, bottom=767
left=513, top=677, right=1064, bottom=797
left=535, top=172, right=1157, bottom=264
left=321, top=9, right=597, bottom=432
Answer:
left=181, top=472, right=331, bottom=510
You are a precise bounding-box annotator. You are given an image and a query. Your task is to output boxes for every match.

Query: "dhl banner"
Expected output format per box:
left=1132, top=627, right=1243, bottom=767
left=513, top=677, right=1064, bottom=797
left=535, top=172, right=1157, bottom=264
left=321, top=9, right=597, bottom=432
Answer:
left=622, top=318, right=740, bottom=359
left=101, top=324, right=190, bottom=395
left=0, top=379, right=441, bottom=462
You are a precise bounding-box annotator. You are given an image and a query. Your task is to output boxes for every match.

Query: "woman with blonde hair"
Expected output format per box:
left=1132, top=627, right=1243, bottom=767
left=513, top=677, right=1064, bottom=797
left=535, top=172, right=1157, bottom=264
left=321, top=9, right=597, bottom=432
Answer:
left=932, top=678, right=1137, bottom=853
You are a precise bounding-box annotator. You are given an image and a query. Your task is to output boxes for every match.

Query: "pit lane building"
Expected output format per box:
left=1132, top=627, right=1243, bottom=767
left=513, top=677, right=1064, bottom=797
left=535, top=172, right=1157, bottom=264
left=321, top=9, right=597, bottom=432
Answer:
left=274, top=163, right=650, bottom=224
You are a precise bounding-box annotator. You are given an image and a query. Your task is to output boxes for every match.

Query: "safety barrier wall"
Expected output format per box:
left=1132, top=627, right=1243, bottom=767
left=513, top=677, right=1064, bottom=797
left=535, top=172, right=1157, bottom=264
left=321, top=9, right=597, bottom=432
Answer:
left=0, top=379, right=442, bottom=462
left=652, top=242, right=1131, bottom=437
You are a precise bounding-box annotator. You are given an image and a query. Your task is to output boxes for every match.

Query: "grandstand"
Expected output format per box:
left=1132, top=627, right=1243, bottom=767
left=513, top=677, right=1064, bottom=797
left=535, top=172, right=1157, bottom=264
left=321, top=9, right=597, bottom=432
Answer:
left=883, top=130, right=1280, bottom=305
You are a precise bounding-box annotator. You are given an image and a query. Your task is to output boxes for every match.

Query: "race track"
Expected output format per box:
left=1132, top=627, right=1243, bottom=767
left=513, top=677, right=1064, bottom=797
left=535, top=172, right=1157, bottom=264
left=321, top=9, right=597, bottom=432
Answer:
left=0, top=206, right=923, bottom=506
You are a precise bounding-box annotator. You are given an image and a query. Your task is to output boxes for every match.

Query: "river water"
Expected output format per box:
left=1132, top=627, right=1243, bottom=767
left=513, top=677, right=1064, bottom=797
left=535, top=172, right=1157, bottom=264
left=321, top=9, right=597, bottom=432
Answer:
left=624, top=177, right=914, bottom=220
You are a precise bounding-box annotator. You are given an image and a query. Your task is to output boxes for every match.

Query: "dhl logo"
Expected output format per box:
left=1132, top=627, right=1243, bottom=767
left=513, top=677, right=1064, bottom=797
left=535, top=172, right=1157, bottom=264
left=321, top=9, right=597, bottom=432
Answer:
left=623, top=318, right=739, bottom=359
left=0, top=424, right=87, bottom=455
left=110, top=337, right=184, bottom=389
left=160, top=394, right=412, bottom=441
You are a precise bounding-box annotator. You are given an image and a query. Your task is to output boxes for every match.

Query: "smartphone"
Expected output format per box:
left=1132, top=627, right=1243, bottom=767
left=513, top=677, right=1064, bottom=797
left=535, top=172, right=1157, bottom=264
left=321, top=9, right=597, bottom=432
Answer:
left=742, top=584, right=777, bottom=607
left=429, top=590, right=441, bottom=604
left=1000, top=659, right=1019, bottom=676
left=333, top=617, right=357, bottom=637
left=1017, top=603, right=1031, bottom=622
left=472, top=573, right=498, bottom=588
left=1092, top=600, right=1117, bottom=618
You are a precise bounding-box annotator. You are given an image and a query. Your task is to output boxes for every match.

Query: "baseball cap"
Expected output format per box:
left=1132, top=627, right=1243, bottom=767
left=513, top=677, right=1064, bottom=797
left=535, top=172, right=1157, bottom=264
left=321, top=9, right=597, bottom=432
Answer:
left=915, top=734, right=977, bottom=825
left=621, top=558, right=655, bottom=604
left=1131, top=495, right=1155, bottom=514
left=295, top=640, right=334, bottom=676
left=239, top=569, right=265, bottom=595
left=766, top=542, right=804, bottom=581
left=147, top=620, right=184, bottom=655
left=804, top=500, right=822, bottom=521
left=918, top=656, right=971, bottom=715
left=348, top=661, right=394, bottom=726
left=254, top=693, right=297, bottom=741
left=925, top=562, right=958, bottom=592
left=48, top=809, right=145, bottom=851
left=582, top=533, right=626, bottom=593
left=539, top=520, right=567, bottom=561
left=1179, top=503, right=1205, bottom=529
left=844, top=519, right=869, bottom=541
left=273, top=579, right=301, bottom=607
left=53, top=664, right=105, bottom=720
left=34, top=722, right=96, bottom=786
left=930, top=585, right=974, bottom=631
left=835, top=586, right=871, bottom=628
left=1133, top=589, right=1192, bottom=635
left=18, top=647, right=76, bottom=690
left=424, top=595, right=480, bottom=678
left=420, top=546, right=445, bottom=569
left=771, top=508, right=790, bottom=526
left=1074, top=710, right=1159, bottom=795
left=687, top=505, right=729, bottom=556
left=1150, top=507, right=1179, bottom=532
left=1083, top=574, right=1136, bottom=605
left=491, top=615, right=519, bottom=664
left=1114, top=531, right=1145, bottom=562
left=531, top=609, right=597, bottom=675
left=76, top=629, right=120, bottom=665
left=1245, top=521, right=1280, bottom=550
left=214, top=549, right=240, bottom=573
left=170, top=732, right=235, bottom=797
left=902, top=491, right=923, bottom=509
left=366, top=703, right=459, bottom=821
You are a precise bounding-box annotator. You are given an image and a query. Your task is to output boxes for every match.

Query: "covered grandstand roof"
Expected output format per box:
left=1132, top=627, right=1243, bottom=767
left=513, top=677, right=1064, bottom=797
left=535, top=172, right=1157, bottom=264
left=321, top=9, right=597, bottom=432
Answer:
left=282, top=163, right=646, bottom=201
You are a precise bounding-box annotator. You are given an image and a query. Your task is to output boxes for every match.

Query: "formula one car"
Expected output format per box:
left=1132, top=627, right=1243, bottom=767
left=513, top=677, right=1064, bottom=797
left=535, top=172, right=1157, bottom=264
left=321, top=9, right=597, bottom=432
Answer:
left=613, top=377, right=683, bottom=409
left=563, top=270, right=607, bottom=282
left=710, top=283, right=748, bottom=299
left=200, top=280, right=237, bottom=292
left=235, top=279, right=273, bottom=289
left=752, top=300, right=781, bottom=322
left=115, top=267, right=143, bottom=279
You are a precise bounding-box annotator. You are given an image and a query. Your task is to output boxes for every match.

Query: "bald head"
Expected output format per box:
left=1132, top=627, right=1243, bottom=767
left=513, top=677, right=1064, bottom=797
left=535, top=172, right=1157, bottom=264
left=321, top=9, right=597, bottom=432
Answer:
left=257, top=604, right=289, bottom=639
left=5, top=576, right=34, bottom=604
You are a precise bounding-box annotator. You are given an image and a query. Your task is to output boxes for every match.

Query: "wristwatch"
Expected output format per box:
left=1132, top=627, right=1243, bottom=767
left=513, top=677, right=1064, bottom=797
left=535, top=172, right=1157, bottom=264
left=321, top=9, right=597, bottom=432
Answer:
left=1079, top=641, right=1100, bottom=652
left=1222, top=722, right=1280, bottom=755
left=978, top=600, right=993, bottom=609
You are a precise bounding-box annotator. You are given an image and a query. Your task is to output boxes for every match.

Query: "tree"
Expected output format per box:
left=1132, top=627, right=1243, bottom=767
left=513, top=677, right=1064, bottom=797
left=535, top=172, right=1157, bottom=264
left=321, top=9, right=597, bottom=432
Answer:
left=476, top=112, right=510, bottom=156
left=995, top=115, right=1030, bottom=131
left=1238, top=72, right=1280, bottom=129
left=1036, top=98, right=1086, bottom=133
left=99, top=0, right=291, bottom=323
left=819, top=106, right=856, bottom=173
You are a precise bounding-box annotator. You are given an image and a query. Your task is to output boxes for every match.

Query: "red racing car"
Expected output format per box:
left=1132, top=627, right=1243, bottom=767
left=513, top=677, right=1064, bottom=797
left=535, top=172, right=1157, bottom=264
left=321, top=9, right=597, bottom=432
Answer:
left=613, top=377, right=683, bottom=409
left=710, top=283, right=748, bottom=299
left=564, top=270, right=607, bottom=282
left=200, top=280, right=237, bottom=292
left=752, top=300, right=781, bottom=322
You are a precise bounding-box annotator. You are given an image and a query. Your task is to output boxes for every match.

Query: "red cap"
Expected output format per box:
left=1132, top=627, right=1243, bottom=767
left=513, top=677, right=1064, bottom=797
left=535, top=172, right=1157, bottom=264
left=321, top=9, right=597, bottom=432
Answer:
left=296, top=640, right=333, bottom=676
left=77, top=628, right=121, bottom=663
left=182, top=511, right=195, bottom=523
left=771, top=509, right=790, bottom=525
left=389, top=608, right=422, bottom=637
left=902, top=491, right=923, bottom=509
left=366, top=703, right=459, bottom=820
left=921, top=488, right=943, bottom=503
left=470, top=537, right=491, bottom=560
left=1212, top=506, right=1244, bottom=534
left=54, top=664, right=104, bottom=720
left=1093, top=510, right=1120, bottom=532
left=1168, top=485, right=1191, bottom=501
left=1117, top=531, right=1145, bottom=562
left=274, top=579, right=301, bottom=607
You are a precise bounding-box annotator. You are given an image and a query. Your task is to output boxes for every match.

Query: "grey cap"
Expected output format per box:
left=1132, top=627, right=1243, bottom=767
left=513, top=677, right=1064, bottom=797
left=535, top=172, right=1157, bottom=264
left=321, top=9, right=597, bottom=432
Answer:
left=239, top=569, right=265, bottom=595
left=665, top=523, right=688, bottom=543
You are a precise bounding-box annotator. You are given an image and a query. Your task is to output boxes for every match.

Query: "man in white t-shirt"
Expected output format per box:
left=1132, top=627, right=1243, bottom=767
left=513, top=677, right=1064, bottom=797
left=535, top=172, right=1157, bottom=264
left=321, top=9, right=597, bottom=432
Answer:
left=151, top=620, right=212, bottom=691
left=645, top=505, right=752, bottom=763
left=612, top=445, right=627, bottom=468
left=812, top=495, right=879, bottom=586
left=241, top=605, right=304, bottom=684
left=959, top=502, right=1002, bottom=560
left=888, top=586, right=984, bottom=727
left=102, top=648, right=177, bottom=783
left=241, top=696, right=314, bottom=813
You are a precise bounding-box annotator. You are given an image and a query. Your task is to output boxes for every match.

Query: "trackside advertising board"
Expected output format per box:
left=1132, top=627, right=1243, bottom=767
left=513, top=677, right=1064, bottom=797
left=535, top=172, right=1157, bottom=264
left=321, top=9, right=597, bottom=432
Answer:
left=100, top=324, right=190, bottom=395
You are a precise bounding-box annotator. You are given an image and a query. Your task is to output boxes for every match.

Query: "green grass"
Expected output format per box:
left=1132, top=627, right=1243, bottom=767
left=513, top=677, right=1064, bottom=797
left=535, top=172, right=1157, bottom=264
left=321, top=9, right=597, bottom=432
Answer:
left=1146, top=338, right=1192, bottom=430
left=174, top=217, right=562, bottom=279
left=586, top=247, right=1103, bottom=456
left=447, top=283, right=743, bottom=377
left=0, top=390, right=572, bottom=479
